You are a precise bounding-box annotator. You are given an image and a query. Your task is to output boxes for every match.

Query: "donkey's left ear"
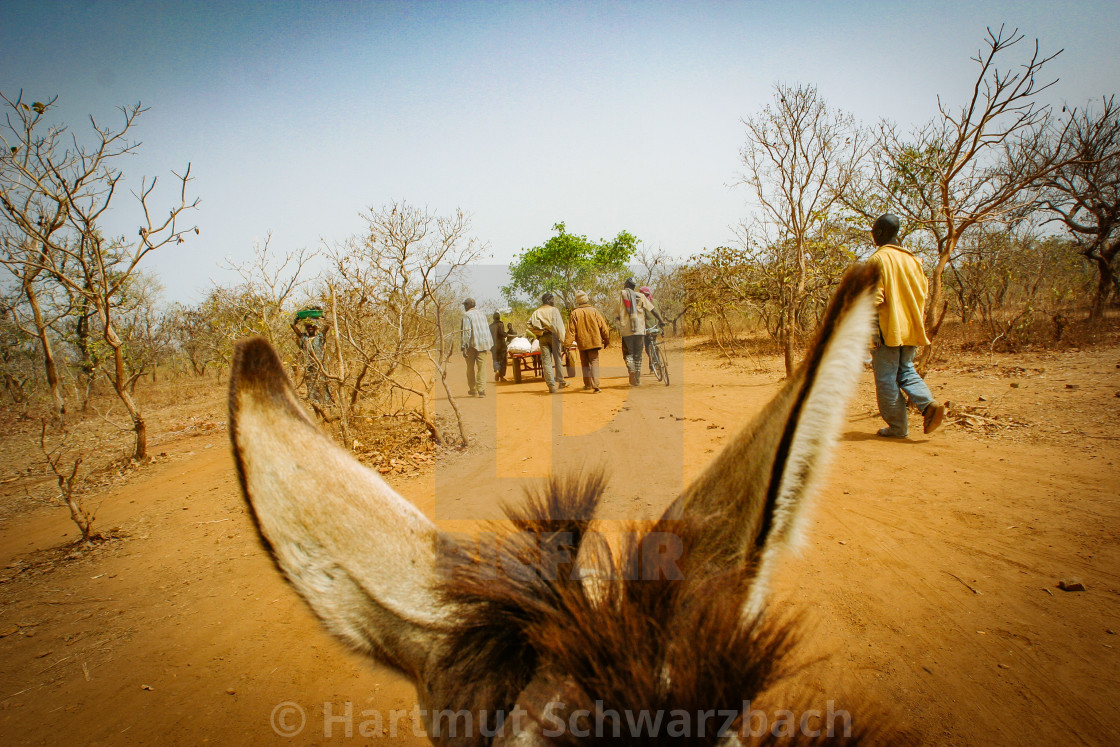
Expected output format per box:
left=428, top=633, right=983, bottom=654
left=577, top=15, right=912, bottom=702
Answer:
left=228, top=338, right=456, bottom=681
left=661, top=263, right=879, bottom=618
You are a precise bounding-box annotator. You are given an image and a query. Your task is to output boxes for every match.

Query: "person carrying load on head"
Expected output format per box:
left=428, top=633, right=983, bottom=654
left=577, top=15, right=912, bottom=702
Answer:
left=290, top=307, right=332, bottom=405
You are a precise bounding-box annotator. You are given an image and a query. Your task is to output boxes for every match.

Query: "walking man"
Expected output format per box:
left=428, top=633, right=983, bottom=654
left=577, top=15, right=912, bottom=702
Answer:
left=528, top=292, right=568, bottom=393
left=460, top=298, right=493, bottom=398
left=490, top=311, right=508, bottom=382
left=867, top=214, right=945, bottom=438
left=616, top=277, right=662, bottom=386
left=564, top=290, right=612, bottom=393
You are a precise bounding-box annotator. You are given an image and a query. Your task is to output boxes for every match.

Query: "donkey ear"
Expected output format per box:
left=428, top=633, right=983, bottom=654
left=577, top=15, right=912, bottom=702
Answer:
left=662, top=263, right=879, bottom=619
left=228, top=338, right=453, bottom=680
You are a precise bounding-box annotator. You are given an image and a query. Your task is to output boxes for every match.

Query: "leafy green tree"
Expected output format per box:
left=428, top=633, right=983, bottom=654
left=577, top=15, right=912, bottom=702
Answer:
left=503, top=222, right=638, bottom=309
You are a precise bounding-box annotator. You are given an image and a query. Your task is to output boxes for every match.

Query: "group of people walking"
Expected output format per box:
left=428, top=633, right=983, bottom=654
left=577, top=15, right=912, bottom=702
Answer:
left=459, top=277, right=664, bottom=396
left=295, top=214, right=944, bottom=439
left=292, top=215, right=943, bottom=439
left=458, top=213, right=945, bottom=441
left=277, top=212, right=945, bottom=439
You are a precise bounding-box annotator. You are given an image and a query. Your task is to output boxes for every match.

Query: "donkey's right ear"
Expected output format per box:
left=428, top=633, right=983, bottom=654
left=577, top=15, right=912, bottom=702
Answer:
left=661, top=263, right=879, bottom=620
left=228, top=338, right=455, bottom=680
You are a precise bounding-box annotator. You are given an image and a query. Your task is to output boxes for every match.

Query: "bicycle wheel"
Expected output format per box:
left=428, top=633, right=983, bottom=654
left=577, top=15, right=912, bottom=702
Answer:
left=658, top=344, right=670, bottom=386
left=650, top=343, right=664, bottom=382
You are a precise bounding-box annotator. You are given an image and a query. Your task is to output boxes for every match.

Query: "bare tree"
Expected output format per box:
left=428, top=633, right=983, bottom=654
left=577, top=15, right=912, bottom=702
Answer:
left=848, top=27, right=1068, bottom=345
left=0, top=95, right=73, bottom=414
left=633, top=246, right=698, bottom=336
left=632, top=244, right=670, bottom=288
left=738, top=82, right=865, bottom=375
left=0, top=293, right=38, bottom=403
left=964, top=221, right=1070, bottom=354
left=0, top=244, right=74, bottom=411
left=631, top=245, right=694, bottom=335
left=220, top=234, right=318, bottom=344
left=1042, top=96, right=1120, bottom=319
left=38, top=419, right=99, bottom=542
left=325, top=202, right=486, bottom=447
left=167, top=301, right=221, bottom=377
left=0, top=92, right=199, bottom=460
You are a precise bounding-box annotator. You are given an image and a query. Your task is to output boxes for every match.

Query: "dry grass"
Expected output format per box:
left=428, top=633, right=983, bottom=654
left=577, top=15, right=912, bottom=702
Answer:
left=0, top=371, right=227, bottom=525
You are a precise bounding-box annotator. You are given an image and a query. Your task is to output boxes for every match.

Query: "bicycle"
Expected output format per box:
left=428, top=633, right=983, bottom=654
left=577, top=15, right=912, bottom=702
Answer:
left=646, top=327, right=670, bottom=385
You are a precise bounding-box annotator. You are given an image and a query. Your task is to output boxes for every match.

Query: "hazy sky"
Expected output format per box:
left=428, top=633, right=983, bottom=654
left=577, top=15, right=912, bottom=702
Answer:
left=2, top=0, right=1118, bottom=304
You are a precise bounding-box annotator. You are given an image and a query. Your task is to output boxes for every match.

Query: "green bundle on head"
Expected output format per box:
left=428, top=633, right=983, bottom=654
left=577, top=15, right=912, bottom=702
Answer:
left=296, top=308, right=323, bottom=321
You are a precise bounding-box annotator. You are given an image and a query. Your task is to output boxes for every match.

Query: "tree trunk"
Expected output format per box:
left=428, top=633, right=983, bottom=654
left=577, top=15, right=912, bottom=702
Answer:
left=1089, top=253, right=1114, bottom=320
left=418, top=392, right=444, bottom=445
left=915, top=239, right=954, bottom=373
left=104, top=322, right=148, bottom=461
left=433, top=359, right=468, bottom=447
left=782, top=304, right=795, bottom=378
left=926, top=245, right=953, bottom=334
left=783, top=247, right=807, bottom=379
left=64, top=491, right=95, bottom=541
left=76, top=305, right=95, bottom=380
left=120, top=381, right=148, bottom=461
left=25, top=284, right=65, bottom=416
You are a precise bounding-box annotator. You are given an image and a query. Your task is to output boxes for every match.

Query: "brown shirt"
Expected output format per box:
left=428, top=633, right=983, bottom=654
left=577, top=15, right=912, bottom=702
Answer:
left=564, top=304, right=612, bottom=351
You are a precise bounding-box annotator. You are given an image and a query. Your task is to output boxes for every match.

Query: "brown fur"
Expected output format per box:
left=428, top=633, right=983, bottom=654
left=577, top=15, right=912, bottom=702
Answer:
left=436, top=477, right=889, bottom=744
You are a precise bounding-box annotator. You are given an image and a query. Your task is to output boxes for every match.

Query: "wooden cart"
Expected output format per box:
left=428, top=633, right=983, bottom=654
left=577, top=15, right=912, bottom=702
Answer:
left=507, top=347, right=577, bottom=384
left=508, top=351, right=542, bottom=384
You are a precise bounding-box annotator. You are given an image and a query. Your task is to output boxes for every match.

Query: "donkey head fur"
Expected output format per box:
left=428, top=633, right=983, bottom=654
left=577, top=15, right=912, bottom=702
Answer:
left=228, top=264, right=888, bottom=744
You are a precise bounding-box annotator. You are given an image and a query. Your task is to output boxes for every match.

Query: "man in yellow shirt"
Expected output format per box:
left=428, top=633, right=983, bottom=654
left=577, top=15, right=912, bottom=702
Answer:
left=867, top=214, right=945, bottom=438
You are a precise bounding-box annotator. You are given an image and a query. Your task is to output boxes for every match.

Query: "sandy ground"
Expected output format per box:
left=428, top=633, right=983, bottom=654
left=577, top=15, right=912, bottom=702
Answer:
left=0, top=341, right=1117, bottom=745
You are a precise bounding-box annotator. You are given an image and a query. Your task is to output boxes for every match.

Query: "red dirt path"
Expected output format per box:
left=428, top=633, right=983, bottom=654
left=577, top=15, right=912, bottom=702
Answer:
left=1, top=343, right=1117, bottom=745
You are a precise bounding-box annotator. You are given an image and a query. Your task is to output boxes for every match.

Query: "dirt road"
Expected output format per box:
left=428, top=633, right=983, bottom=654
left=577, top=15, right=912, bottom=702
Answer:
left=1, top=343, right=1117, bottom=745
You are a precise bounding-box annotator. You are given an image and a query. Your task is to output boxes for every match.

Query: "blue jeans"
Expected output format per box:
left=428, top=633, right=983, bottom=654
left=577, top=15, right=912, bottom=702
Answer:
left=871, top=345, right=934, bottom=436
